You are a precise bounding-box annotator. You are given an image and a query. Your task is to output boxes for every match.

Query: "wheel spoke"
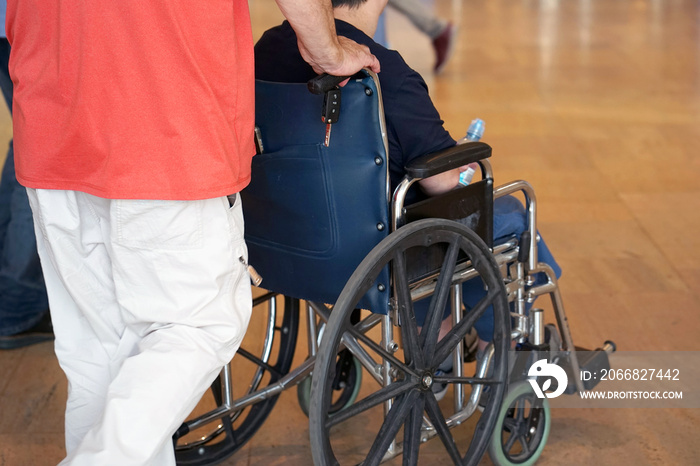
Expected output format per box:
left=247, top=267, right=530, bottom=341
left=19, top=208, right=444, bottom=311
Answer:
left=504, top=430, right=518, bottom=453
left=431, top=288, right=499, bottom=368
left=421, top=236, right=461, bottom=363
left=393, top=250, right=424, bottom=369
left=344, top=323, right=419, bottom=379
left=432, top=375, right=502, bottom=385
left=424, top=390, right=463, bottom=463
left=364, top=389, right=421, bottom=466
left=518, top=435, right=531, bottom=455
left=502, top=417, right=518, bottom=432
left=402, top=393, right=426, bottom=465
left=235, top=347, right=282, bottom=378
left=251, top=291, right=278, bottom=307
left=325, top=378, right=416, bottom=428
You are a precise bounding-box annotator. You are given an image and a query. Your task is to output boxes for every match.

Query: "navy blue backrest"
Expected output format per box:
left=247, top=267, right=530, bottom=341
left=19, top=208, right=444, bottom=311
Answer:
left=242, top=73, right=392, bottom=314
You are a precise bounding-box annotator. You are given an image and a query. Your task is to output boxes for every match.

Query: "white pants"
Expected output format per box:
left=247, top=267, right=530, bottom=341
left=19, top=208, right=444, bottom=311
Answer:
left=27, top=189, right=253, bottom=466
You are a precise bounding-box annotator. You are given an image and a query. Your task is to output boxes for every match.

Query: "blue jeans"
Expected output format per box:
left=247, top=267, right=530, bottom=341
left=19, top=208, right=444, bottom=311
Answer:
left=468, top=196, right=561, bottom=341
left=0, top=38, right=49, bottom=336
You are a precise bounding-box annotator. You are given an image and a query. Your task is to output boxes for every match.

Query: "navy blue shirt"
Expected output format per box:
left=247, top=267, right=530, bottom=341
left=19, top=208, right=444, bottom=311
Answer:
left=254, top=20, right=456, bottom=192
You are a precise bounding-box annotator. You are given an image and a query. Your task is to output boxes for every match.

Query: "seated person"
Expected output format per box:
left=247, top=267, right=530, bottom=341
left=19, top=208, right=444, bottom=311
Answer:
left=255, top=0, right=561, bottom=355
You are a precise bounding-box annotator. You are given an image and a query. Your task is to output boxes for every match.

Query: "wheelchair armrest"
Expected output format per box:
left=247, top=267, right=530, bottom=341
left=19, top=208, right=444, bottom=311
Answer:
left=404, top=142, right=491, bottom=179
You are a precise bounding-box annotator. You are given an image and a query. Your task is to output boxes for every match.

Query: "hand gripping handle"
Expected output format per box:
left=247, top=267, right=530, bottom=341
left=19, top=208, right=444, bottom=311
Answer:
left=307, top=73, right=350, bottom=95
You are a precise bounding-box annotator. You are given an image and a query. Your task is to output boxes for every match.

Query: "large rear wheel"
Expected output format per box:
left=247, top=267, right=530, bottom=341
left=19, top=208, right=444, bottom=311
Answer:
left=310, top=219, right=510, bottom=465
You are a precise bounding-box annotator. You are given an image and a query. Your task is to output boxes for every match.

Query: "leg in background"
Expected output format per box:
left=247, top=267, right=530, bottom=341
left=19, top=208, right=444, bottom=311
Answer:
left=0, top=37, right=50, bottom=346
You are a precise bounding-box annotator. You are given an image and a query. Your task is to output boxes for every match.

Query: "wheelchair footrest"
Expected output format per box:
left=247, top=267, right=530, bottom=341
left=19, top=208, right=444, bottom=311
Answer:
left=561, top=346, right=611, bottom=394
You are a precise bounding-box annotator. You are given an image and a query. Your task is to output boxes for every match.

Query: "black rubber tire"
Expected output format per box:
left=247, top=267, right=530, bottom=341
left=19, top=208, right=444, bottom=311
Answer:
left=309, top=218, right=511, bottom=466
left=174, top=293, right=300, bottom=466
left=487, top=381, right=550, bottom=466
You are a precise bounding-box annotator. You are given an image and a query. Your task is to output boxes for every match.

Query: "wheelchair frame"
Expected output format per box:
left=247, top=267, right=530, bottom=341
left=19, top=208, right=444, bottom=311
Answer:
left=174, top=71, right=613, bottom=466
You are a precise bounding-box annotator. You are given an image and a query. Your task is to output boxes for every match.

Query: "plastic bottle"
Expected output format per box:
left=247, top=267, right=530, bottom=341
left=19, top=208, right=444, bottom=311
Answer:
left=457, top=118, right=485, bottom=186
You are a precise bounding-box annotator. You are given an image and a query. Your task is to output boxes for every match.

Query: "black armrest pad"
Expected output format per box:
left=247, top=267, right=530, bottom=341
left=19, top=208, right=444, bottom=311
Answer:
left=404, top=142, right=491, bottom=179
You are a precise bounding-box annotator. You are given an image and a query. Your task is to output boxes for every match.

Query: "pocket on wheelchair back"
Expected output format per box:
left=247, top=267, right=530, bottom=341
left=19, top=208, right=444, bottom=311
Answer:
left=243, top=144, right=337, bottom=255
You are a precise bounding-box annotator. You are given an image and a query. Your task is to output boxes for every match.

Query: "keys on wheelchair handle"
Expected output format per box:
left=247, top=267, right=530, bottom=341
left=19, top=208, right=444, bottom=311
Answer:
left=322, top=89, right=341, bottom=147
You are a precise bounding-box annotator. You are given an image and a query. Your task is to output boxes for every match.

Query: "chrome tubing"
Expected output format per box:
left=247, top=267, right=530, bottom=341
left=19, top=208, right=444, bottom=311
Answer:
left=527, top=262, right=585, bottom=394
left=381, top=314, right=400, bottom=458
left=530, top=308, right=544, bottom=346
left=305, top=301, right=319, bottom=358
left=451, top=284, right=465, bottom=413
left=391, top=176, right=419, bottom=231
left=184, top=356, right=317, bottom=433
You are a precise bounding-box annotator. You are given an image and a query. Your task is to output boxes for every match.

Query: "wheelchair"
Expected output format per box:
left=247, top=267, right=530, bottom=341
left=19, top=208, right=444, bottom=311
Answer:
left=173, top=70, right=615, bottom=466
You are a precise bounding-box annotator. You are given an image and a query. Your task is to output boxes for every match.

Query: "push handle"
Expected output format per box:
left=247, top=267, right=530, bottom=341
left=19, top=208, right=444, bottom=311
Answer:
left=307, top=73, right=350, bottom=95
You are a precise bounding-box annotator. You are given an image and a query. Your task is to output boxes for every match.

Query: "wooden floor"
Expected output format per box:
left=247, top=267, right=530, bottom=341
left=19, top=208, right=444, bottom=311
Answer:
left=2, top=0, right=700, bottom=464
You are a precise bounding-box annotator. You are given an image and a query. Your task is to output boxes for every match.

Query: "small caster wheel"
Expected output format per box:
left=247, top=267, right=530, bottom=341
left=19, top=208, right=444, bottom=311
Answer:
left=488, top=381, right=551, bottom=466
left=297, top=349, right=362, bottom=417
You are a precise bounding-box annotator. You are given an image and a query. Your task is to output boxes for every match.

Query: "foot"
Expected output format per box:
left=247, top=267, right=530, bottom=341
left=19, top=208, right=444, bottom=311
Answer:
left=464, top=327, right=479, bottom=362
left=432, top=22, right=457, bottom=74
left=0, top=311, right=54, bottom=350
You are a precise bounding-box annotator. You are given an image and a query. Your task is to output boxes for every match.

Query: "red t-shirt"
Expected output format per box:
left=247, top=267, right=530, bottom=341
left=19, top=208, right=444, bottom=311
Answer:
left=6, top=1, right=255, bottom=200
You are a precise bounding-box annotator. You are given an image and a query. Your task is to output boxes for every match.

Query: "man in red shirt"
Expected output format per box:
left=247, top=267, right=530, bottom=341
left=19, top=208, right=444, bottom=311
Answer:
left=6, top=0, right=379, bottom=464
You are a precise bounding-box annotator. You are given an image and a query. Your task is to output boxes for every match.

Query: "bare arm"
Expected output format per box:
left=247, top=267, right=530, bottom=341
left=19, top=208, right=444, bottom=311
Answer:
left=418, top=163, right=479, bottom=196
left=275, top=0, right=380, bottom=76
